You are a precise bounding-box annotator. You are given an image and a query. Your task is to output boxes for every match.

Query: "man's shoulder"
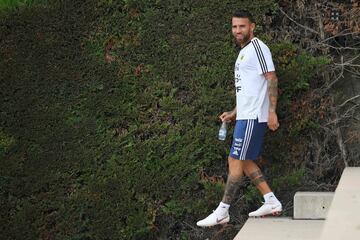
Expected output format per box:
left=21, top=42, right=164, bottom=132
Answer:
left=250, top=37, right=272, bottom=55
left=251, top=37, right=270, bottom=49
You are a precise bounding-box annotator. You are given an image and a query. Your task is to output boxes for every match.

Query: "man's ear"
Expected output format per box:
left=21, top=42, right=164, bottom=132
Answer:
left=250, top=22, right=256, bottom=32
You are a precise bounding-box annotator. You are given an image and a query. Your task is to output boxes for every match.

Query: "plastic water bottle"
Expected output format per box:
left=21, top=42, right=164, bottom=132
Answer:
left=218, top=122, right=227, bottom=141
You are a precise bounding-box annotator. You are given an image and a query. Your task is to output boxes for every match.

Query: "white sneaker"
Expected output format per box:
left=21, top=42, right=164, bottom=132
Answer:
left=248, top=201, right=282, bottom=217
left=196, top=210, right=230, bottom=227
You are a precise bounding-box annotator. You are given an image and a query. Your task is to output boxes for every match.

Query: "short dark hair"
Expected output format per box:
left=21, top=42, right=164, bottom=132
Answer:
left=232, top=10, right=255, bottom=23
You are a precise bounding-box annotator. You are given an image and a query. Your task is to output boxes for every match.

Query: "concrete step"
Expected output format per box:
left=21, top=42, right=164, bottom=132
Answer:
left=233, top=167, right=360, bottom=240
left=320, top=167, right=360, bottom=240
left=294, top=192, right=334, bottom=219
left=233, top=217, right=324, bottom=240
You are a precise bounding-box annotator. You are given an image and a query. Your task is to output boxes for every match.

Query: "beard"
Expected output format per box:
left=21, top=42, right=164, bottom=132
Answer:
left=234, top=32, right=251, bottom=46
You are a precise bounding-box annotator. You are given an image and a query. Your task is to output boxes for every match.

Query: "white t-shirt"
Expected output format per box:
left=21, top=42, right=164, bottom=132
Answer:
left=234, top=37, right=275, bottom=123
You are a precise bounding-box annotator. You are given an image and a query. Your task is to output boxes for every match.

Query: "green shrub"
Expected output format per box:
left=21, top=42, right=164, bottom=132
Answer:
left=0, top=0, right=48, bottom=11
left=0, top=0, right=331, bottom=239
left=0, top=131, right=15, bottom=157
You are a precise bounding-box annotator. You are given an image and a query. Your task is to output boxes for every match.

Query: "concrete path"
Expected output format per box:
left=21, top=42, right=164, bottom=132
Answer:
left=233, top=217, right=324, bottom=240
left=320, top=167, right=360, bottom=240
left=233, top=167, right=360, bottom=240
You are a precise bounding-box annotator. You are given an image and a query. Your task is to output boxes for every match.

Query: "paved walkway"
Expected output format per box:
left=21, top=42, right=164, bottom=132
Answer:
left=233, top=217, right=324, bottom=240
left=234, top=167, right=360, bottom=240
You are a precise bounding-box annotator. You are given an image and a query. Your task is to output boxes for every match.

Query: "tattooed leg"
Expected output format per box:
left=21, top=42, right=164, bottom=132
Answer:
left=243, top=160, right=272, bottom=195
left=252, top=175, right=266, bottom=186
left=249, top=170, right=266, bottom=186
left=222, top=174, right=242, bottom=204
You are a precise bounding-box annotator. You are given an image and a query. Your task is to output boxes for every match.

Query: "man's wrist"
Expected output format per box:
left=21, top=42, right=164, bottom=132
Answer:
left=269, top=108, right=276, bottom=113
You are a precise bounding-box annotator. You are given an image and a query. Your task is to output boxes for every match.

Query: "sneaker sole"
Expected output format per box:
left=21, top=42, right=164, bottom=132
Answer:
left=258, top=211, right=282, bottom=218
left=249, top=207, right=283, bottom=218
left=196, top=218, right=230, bottom=227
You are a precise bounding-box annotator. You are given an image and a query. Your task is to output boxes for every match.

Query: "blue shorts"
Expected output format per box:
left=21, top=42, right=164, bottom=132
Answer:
left=229, top=119, right=267, bottom=160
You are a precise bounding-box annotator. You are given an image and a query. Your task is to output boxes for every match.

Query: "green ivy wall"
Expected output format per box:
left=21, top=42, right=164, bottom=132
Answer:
left=0, top=1, right=330, bottom=239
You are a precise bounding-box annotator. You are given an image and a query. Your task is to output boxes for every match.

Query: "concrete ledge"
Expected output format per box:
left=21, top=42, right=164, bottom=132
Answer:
left=320, top=167, right=360, bottom=240
left=233, top=217, right=324, bottom=240
left=294, top=192, right=334, bottom=219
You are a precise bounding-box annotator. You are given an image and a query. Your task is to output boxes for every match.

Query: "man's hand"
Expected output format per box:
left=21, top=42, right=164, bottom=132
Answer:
left=219, top=111, right=236, bottom=122
left=268, top=111, right=279, bottom=131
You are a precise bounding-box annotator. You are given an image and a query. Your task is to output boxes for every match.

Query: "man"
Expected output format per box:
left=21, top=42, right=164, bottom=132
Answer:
left=196, top=10, right=282, bottom=227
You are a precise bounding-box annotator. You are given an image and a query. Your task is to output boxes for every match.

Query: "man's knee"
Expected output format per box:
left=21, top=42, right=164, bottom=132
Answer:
left=243, top=159, right=259, bottom=166
left=243, top=160, right=259, bottom=173
left=228, top=156, right=244, bottom=176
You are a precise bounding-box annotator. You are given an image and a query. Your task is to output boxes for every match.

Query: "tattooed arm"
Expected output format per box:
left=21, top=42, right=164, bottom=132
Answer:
left=264, top=71, right=279, bottom=131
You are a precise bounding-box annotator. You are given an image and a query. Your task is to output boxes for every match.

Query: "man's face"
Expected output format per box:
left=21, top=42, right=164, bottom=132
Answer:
left=232, top=17, right=255, bottom=45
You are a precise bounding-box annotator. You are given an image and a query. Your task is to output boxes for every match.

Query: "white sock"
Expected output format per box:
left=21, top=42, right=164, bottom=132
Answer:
left=215, top=202, right=230, bottom=216
left=263, top=192, right=279, bottom=203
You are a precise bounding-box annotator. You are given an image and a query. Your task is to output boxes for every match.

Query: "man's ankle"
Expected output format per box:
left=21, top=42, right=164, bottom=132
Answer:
left=263, top=192, right=280, bottom=203
left=215, top=202, right=230, bottom=215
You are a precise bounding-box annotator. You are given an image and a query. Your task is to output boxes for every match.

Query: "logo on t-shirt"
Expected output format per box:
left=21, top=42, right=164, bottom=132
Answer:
left=235, top=74, right=241, bottom=83
left=235, top=72, right=242, bottom=92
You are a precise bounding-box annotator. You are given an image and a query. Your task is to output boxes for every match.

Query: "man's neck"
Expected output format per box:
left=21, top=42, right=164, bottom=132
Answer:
left=240, top=36, right=254, bottom=48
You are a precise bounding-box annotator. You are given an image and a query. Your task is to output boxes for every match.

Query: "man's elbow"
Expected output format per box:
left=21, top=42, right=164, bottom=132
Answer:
left=265, top=71, right=277, bottom=81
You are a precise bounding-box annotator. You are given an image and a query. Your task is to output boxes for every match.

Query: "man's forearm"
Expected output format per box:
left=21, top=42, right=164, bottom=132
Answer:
left=266, top=75, right=278, bottom=112
left=232, top=106, right=237, bottom=115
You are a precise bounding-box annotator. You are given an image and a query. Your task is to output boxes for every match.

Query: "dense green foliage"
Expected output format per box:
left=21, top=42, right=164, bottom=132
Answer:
left=0, top=0, right=47, bottom=10
left=0, top=0, right=330, bottom=239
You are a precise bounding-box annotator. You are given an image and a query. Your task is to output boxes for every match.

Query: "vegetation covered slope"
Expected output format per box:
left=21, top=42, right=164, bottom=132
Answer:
left=0, top=0, right=347, bottom=239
